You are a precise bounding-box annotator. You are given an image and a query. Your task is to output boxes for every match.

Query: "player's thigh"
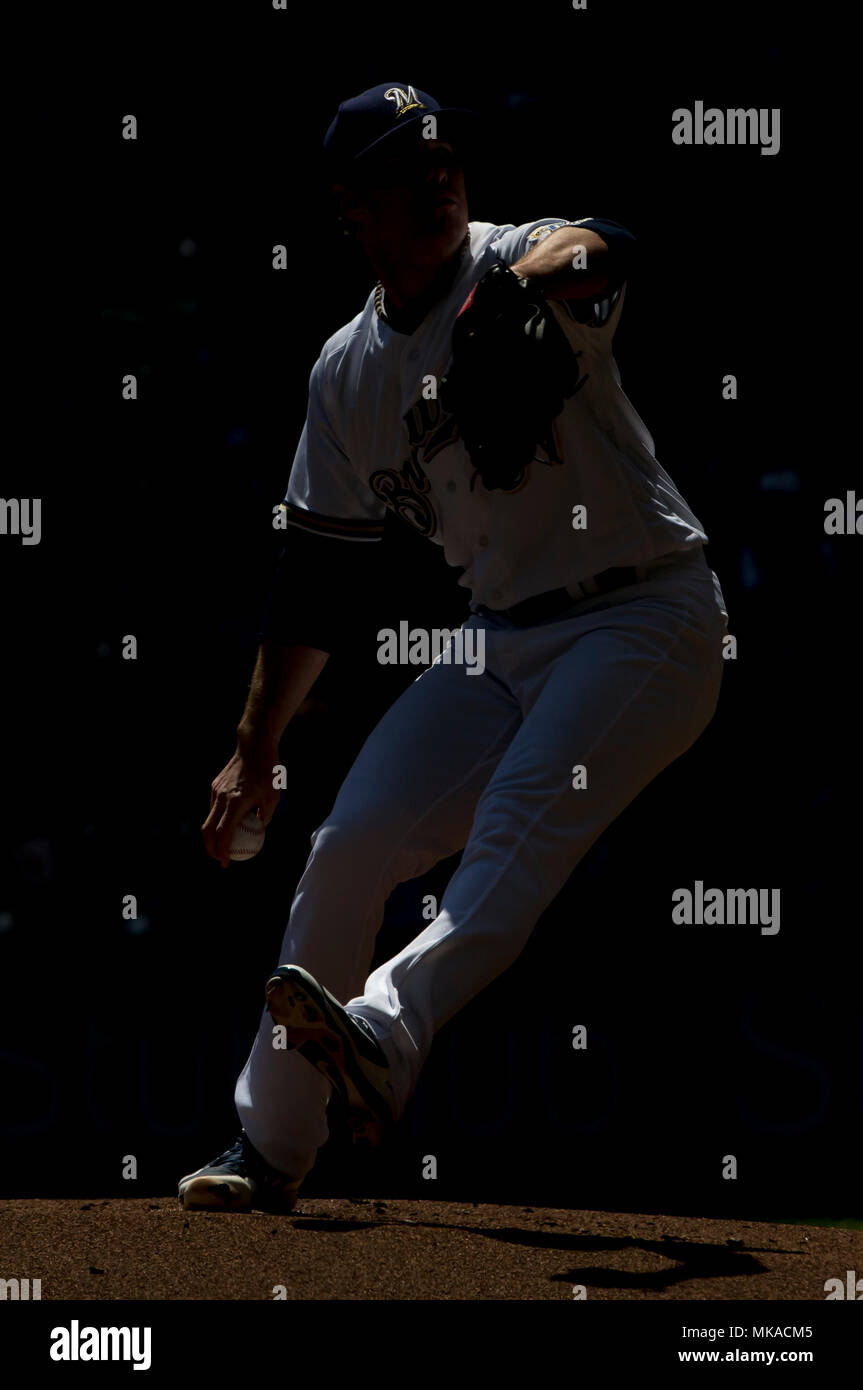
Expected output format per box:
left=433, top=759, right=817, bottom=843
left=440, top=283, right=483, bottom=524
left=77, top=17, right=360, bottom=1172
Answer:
left=534, top=585, right=725, bottom=781
left=463, top=587, right=724, bottom=893
left=320, top=654, right=522, bottom=862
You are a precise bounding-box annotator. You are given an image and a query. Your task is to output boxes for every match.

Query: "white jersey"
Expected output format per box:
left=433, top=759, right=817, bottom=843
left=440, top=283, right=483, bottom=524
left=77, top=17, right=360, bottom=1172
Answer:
left=280, top=218, right=711, bottom=612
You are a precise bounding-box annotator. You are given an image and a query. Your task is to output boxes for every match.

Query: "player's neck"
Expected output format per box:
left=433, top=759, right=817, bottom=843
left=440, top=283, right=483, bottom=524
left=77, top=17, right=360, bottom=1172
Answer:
left=372, top=234, right=469, bottom=329
left=379, top=259, right=452, bottom=308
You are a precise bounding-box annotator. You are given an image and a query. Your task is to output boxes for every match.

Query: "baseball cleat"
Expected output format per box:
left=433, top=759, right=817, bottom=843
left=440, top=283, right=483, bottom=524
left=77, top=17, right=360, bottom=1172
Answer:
left=178, top=1131, right=300, bottom=1213
left=265, top=965, right=397, bottom=1148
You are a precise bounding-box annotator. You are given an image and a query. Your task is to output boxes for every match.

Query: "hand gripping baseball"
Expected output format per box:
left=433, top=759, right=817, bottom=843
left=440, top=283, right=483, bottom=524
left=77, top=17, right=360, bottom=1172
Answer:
left=440, top=262, right=586, bottom=491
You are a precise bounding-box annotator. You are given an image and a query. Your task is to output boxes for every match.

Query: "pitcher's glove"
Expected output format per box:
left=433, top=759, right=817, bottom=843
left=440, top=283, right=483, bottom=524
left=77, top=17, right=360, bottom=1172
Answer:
left=439, top=261, right=587, bottom=491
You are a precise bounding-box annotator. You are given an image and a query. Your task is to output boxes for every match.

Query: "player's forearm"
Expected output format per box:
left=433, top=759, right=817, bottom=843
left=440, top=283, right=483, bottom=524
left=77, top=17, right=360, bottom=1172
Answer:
left=509, top=227, right=612, bottom=302
left=236, top=642, right=329, bottom=751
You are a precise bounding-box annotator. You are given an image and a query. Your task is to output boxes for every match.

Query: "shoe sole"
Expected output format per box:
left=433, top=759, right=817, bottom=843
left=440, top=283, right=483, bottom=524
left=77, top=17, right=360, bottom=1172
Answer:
left=265, top=968, right=394, bottom=1149
left=178, top=1173, right=299, bottom=1214
left=178, top=1174, right=253, bottom=1212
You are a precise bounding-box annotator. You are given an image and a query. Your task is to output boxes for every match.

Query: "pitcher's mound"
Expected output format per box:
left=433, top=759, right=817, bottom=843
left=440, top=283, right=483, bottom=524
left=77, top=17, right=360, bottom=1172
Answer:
left=1, top=1198, right=857, bottom=1300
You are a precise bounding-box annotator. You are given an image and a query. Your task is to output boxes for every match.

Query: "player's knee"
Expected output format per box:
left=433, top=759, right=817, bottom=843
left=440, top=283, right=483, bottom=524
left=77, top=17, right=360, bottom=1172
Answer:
left=307, top=817, right=393, bottom=881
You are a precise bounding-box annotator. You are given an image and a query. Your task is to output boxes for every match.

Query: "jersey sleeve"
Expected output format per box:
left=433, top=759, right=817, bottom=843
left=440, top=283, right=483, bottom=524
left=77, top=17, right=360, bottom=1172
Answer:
left=258, top=524, right=384, bottom=655
left=491, top=217, right=582, bottom=266
left=491, top=216, right=636, bottom=340
left=279, top=354, right=387, bottom=542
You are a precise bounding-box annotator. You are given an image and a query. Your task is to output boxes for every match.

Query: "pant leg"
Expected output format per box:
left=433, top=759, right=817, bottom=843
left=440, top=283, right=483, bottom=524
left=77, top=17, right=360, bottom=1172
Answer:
left=350, top=557, right=726, bottom=1115
left=235, top=647, right=522, bottom=1180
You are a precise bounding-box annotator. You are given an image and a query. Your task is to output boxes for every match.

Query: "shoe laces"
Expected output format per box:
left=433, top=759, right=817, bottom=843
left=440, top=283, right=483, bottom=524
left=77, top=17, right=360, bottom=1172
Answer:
left=209, top=1135, right=247, bottom=1174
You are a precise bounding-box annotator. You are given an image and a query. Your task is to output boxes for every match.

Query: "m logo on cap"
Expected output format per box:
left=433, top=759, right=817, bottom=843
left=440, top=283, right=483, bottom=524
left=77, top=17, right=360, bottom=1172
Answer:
left=384, top=86, right=425, bottom=116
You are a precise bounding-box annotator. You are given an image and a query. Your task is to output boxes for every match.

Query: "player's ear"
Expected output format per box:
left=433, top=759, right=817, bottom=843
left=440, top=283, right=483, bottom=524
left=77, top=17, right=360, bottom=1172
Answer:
left=329, top=183, right=352, bottom=239
left=332, top=181, right=367, bottom=230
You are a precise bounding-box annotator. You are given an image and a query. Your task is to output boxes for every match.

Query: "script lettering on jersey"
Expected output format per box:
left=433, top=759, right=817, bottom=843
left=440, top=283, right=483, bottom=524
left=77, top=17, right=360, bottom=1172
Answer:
left=369, top=394, right=459, bottom=537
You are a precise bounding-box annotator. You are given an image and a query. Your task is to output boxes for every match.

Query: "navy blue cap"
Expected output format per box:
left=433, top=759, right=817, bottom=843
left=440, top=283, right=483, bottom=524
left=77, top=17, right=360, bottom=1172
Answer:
left=323, top=83, right=478, bottom=181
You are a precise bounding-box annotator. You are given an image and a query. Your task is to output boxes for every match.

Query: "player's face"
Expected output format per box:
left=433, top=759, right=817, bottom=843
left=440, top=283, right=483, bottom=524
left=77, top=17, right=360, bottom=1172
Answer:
left=348, top=137, right=468, bottom=264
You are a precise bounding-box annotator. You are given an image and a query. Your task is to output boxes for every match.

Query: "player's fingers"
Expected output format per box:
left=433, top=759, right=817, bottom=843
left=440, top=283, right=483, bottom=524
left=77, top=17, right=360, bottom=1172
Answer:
left=213, top=795, right=253, bottom=867
left=258, top=790, right=280, bottom=829
left=201, top=800, right=223, bottom=860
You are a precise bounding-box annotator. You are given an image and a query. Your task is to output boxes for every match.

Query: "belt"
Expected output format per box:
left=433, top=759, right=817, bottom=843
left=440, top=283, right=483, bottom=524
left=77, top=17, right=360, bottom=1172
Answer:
left=478, top=565, right=646, bottom=626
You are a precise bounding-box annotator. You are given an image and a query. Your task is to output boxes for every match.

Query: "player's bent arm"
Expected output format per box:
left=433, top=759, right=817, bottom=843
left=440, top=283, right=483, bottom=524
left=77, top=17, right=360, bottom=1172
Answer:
left=202, top=644, right=328, bottom=867
left=202, top=523, right=381, bottom=866
left=237, top=642, right=329, bottom=752
left=241, top=519, right=376, bottom=749
left=508, top=222, right=635, bottom=303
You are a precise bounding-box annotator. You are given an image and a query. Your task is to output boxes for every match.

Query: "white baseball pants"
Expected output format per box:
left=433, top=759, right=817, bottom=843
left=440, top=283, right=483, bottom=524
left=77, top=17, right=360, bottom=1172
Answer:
left=235, top=545, right=727, bottom=1184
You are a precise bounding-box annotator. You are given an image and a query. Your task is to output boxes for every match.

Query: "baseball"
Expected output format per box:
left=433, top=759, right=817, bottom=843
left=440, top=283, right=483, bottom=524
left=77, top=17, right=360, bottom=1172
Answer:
left=228, top=811, right=266, bottom=862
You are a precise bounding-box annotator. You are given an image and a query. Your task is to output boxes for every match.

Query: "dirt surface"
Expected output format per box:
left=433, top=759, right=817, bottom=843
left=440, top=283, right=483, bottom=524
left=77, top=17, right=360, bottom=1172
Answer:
left=2, top=1199, right=860, bottom=1301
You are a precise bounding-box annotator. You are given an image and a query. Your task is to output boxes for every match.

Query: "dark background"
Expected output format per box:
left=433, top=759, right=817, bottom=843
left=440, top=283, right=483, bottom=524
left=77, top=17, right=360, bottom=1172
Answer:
left=2, top=2, right=859, bottom=1217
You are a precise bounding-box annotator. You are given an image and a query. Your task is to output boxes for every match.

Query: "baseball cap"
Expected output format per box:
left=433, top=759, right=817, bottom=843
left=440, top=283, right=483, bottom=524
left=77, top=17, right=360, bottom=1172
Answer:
left=323, top=83, right=479, bottom=182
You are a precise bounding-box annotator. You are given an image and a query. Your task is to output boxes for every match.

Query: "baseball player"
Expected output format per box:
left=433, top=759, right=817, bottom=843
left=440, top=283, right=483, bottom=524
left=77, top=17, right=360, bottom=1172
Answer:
left=179, top=83, right=728, bottom=1212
